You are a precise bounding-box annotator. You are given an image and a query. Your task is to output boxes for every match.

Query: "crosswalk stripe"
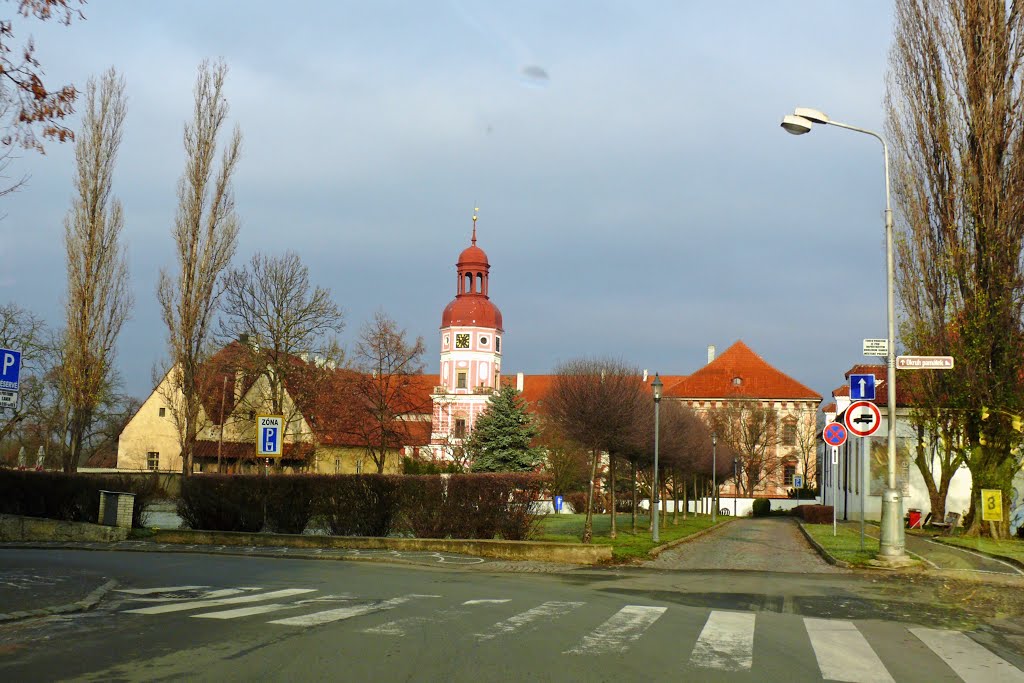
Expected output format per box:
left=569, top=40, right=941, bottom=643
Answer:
left=115, top=586, right=210, bottom=595
left=910, top=627, right=1024, bottom=682
left=566, top=605, right=666, bottom=654
left=193, top=604, right=295, bottom=619
left=268, top=594, right=438, bottom=627
left=805, top=618, right=894, bottom=683
left=475, top=601, right=584, bottom=641
left=689, top=610, right=755, bottom=671
left=124, top=589, right=317, bottom=615
left=365, top=598, right=507, bottom=635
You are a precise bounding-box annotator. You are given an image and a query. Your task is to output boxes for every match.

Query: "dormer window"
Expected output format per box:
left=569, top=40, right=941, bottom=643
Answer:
left=732, top=377, right=742, bottom=386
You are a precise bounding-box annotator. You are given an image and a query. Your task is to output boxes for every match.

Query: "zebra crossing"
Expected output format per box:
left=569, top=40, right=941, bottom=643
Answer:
left=114, top=585, right=1024, bottom=681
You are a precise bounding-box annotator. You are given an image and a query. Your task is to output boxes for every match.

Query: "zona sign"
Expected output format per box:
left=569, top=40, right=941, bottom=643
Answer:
left=844, top=400, right=882, bottom=437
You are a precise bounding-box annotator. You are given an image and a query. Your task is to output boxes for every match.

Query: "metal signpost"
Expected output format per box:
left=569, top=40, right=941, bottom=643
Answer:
left=822, top=423, right=848, bottom=536
left=793, top=474, right=803, bottom=505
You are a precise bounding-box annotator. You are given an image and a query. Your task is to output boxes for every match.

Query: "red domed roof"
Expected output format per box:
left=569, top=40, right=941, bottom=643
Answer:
left=442, top=296, right=503, bottom=330
left=458, top=244, right=489, bottom=267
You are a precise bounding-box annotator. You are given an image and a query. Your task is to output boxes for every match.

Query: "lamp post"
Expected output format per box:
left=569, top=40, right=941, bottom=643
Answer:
left=733, top=457, right=739, bottom=517
left=652, top=373, right=663, bottom=543
left=711, top=432, right=717, bottom=523
left=781, top=107, right=906, bottom=561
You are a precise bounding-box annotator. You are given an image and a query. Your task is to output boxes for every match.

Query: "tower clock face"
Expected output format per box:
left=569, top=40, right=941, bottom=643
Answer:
left=455, top=333, right=470, bottom=349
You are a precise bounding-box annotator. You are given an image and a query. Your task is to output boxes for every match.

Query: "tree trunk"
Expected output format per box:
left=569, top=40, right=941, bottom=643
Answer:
left=682, top=474, right=689, bottom=520
left=631, top=460, right=637, bottom=535
left=671, top=468, right=678, bottom=525
left=609, top=455, right=617, bottom=539
left=583, top=449, right=599, bottom=544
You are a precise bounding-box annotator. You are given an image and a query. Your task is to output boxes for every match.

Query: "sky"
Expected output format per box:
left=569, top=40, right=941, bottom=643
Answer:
left=1, top=1, right=896, bottom=404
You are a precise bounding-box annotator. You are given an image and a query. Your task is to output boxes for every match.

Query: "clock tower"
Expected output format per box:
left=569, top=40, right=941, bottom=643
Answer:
left=432, top=212, right=503, bottom=451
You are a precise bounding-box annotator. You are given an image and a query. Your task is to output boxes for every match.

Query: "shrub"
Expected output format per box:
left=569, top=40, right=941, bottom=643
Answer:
left=399, top=475, right=449, bottom=538
left=793, top=504, right=833, bottom=524
left=265, top=475, right=319, bottom=534
left=563, top=491, right=589, bottom=515
left=402, top=456, right=462, bottom=474
left=316, top=475, right=405, bottom=537
left=177, top=475, right=266, bottom=532
left=0, top=470, right=101, bottom=522
left=752, top=498, right=771, bottom=517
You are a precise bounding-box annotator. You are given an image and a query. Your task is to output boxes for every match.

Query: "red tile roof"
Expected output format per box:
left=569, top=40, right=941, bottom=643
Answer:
left=663, top=340, right=821, bottom=401
left=821, top=401, right=837, bottom=414
left=835, top=363, right=921, bottom=408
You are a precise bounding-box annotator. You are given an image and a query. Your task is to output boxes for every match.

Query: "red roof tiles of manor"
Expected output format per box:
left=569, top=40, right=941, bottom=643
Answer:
left=663, top=340, right=821, bottom=401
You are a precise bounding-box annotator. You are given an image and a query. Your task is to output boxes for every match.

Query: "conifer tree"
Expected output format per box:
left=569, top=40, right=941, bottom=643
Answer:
left=467, top=385, right=542, bottom=472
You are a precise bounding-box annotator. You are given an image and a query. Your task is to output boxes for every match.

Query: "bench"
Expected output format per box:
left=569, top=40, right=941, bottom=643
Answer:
left=930, top=511, right=960, bottom=535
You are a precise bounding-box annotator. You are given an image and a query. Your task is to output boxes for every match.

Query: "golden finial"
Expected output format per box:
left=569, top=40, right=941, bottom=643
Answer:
left=472, top=205, right=479, bottom=245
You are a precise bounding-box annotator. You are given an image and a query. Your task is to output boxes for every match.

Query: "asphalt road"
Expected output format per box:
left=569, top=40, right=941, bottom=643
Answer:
left=2, top=549, right=1023, bottom=682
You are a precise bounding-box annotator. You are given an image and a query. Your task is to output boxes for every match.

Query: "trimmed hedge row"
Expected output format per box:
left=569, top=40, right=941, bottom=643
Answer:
left=793, top=504, right=834, bottom=524
left=0, top=469, right=164, bottom=528
left=178, top=473, right=547, bottom=540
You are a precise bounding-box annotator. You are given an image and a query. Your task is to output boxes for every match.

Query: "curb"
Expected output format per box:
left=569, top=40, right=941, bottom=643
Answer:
left=0, top=579, right=118, bottom=624
left=795, top=520, right=853, bottom=569
left=648, top=518, right=737, bottom=558
left=929, top=536, right=1024, bottom=572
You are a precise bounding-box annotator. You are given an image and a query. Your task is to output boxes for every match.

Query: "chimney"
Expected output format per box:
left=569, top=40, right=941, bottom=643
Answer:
left=642, top=369, right=648, bottom=382
left=516, top=372, right=524, bottom=392
left=707, top=345, right=716, bottom=364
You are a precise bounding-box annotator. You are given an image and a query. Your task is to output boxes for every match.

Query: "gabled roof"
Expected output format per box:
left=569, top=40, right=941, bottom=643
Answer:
left=663, top=340, right=821, bottom=401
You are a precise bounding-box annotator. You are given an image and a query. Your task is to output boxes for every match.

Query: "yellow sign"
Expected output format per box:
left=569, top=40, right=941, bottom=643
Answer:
left=981, top=489, right=1003, bottom=522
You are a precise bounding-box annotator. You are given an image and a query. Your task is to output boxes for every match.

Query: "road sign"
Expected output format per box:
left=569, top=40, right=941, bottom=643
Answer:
left=257, top=415, right=284, bottom=457
left=831, top=446, right=839, bottom=465
left=823, top=422, right=848, bottom=447
left=844, top=400, right=882, bottom=437
left=554, top=495, right=564, bottom=512
left=896, top=355, right=954, bottom=370
left=849, top=374, right=876, bottom=401
left=863, top=339, right=888, bottom=357
left=0, top=348, right=21, bottom=393
left=981, top=489, right=1003, bottom=522
left=0, top=389, right=15, bottom=408
left=793, top=475, right=803, bottom=489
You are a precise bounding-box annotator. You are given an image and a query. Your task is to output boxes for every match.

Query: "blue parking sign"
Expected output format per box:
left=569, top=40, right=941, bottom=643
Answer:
left=257, top=415, right=284, bottom=456
left=0, top=348, right=21, bottom=392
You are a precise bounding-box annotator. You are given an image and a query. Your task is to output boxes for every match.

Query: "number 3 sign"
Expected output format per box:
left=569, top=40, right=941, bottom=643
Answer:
left=981, top=489, right=1003, bottom=522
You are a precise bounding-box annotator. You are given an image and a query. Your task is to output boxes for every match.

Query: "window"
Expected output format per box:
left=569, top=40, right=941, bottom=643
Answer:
left=732, top=377, right=742, bottom=386
left=480, top=335, right=489, bottom=346
left=495, top=337, right=501, bottom=352
left=356, top=459, right=363, bottom=474
left=784, top=464, right=796, bottom=486
left=158, top=407, right=166, bottom=417
left=334, top=458, right=341, bottom=474
left=147, top=452, right=159, bottom=471
left=248, top=410, right=256, bottom=420
left=783, top=422, right=797, bottom=445
left=454, top=418, right=466, bottom=438
left=457, top=371, right=467, bottom=389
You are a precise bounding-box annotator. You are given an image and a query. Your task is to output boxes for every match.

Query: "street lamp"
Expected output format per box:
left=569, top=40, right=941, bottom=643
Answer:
left=781, top=106, right=906, bottom=561
left=652, top=373, right=663, bottom=543
left=711, top=432, right=717, bottom=523
left=733, top=457, right=739, bottom=517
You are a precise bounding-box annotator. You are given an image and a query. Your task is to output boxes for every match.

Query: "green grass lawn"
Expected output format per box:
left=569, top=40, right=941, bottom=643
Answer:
left=536, top=512, right=721, bottom=562
left=936, top=535, right=1024, bottom=565
left=801, top=522, right=879, bottom=567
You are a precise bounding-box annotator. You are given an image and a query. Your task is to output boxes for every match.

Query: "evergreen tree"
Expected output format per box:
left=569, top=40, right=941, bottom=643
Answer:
left=467, top=385, right=543, bottom=472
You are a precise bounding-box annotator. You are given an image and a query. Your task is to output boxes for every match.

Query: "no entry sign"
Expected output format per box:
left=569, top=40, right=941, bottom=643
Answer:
left=823, top=422, right=848, bottom=447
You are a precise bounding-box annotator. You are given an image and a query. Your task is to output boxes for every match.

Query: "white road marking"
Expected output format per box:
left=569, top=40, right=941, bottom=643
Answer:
left=804, top=618, right=894, bottom=683
left=366, top=599, right=507, bottom=635
left=910, top=627, right=1024, bottom=682
left=462, top=599, right=511, bottom=605
left=689, top=610, right=756, bottom=671
left=124, top=589, right=316, bottom=615
left=566, top=605, right=666, bottom=654
left=115, top=586, right=210, bottom=595
left=268, top=594, right=438, bottom=627
left=193, top=604, right=296, bottom=619
left=924, top=539, right=1024, bottom=576
left=475, top=601, right=584, bottom=641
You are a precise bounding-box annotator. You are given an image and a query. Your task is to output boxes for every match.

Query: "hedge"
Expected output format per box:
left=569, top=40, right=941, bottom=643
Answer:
left=173, top=472, right=547, bottom=540
left=793, top=504, right=834, bottom=524
left=0, top=469, right=163, bottom=528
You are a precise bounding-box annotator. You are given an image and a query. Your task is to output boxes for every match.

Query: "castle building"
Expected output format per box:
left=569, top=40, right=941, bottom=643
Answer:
left=431, top=214, right=503, bottom=451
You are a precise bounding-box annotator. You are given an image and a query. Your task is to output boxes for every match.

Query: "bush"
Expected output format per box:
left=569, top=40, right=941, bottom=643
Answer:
left=0, top=470, right=101, bottom=522
left=399, top=475, right=449, bottom=538
left=265, top=475, right=319, bottom=534
left=563, top=491, right=590, bottom=515
left=793, top=504, right=834, bottom=524
left=401, top=456, right=462, bottom=474
left=177, top=475, right=266, bottom=532
left=751, top=498, right=771, bottom=517
left=317, top=475, right=405, bottom=537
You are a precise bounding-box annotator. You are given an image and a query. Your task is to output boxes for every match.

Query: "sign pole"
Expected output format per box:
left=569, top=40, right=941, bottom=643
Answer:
left=860, top=438, right=866, bottom=551
left=832, top=446, right=838, bottom=537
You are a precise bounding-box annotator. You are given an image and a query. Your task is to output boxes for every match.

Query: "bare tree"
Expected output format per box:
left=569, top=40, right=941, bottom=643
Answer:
left=887, top=0, right=1024, bottom=536
left=544, top=358, right=646, bottom=543
left=157, top=59, right=241, bottom=476
left=708, top=400, right=783, bottom=496
left=345, top=311, right=427, bottom=473
left=793, top=411, right=821, bottom=492
left=0, top=302, right=49, bottom=442
left=60, top=67, right=131, bottom=473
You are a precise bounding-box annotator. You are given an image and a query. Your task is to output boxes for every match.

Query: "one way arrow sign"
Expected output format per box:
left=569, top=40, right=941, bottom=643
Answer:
left=849, top=374, right=876, bottom=401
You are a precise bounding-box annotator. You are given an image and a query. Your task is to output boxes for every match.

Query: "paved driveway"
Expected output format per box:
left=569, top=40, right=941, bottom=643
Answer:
left=644, top=517, right=843, bottom=573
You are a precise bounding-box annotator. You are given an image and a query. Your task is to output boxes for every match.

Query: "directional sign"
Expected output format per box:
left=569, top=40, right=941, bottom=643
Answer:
left=823, top=422, right=848, bottom=447
left=257, top=415, right=284, bottom=457
left=844, top=400, right=882, bottom=437
left=0, top=348, right=21, bottom=393
left=896, top=355, right=954, bottom=370
left=850, top=374, right=876, bottom=401
left=863, top=339, right=889, bottom=357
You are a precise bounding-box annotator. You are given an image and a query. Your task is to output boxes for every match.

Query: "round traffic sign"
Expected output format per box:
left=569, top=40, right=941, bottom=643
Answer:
left=844, top=400, right=882, bottom=437
left=823, top=422, right=847, bottom=447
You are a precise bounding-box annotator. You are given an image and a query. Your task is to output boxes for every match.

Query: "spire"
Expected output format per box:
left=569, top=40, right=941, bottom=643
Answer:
left=471, top=206, right=478, bottom=245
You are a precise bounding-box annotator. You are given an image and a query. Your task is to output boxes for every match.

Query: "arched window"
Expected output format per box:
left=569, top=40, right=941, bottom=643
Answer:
left=476, top=272, right=483, bottom=293
left=465, top=272, right=473, bottom=293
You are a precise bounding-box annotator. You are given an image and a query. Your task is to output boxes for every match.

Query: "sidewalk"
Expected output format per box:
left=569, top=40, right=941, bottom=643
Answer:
left=0, top=561, right=117, bottom=622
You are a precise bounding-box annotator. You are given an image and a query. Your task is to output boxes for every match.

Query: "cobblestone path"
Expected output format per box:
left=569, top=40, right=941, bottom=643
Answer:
left=644, top=517, right=844, bottom=573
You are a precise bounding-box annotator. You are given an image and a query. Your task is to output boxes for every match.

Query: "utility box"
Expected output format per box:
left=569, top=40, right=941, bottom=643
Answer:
left=98, top=490, right=135, bottom=529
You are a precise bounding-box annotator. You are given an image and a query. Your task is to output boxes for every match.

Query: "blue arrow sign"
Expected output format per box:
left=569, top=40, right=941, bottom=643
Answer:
left=849, top=373, right=876, bottom=401
left=0, top=348, right=21, bottom=392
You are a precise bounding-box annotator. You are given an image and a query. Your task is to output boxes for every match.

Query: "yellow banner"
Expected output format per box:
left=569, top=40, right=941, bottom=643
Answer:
left=981, top=489, right=1003, bottom=522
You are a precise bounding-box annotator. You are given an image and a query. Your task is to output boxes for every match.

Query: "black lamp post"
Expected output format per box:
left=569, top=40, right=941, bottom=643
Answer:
left=711, top=432, right=717, bottom=523
left=652, top=373, right=662, bottom=543
left=733, top=457, right=739, bottom=517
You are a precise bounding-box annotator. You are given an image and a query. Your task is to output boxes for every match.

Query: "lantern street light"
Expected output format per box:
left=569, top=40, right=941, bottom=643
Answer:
left=733, top=457, right=739, bottom=517
left=711, top=432, right=718, bottom=523
left=652, top=373, right=663, bottom=543
left=781, top=107, right=906, bottom=561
